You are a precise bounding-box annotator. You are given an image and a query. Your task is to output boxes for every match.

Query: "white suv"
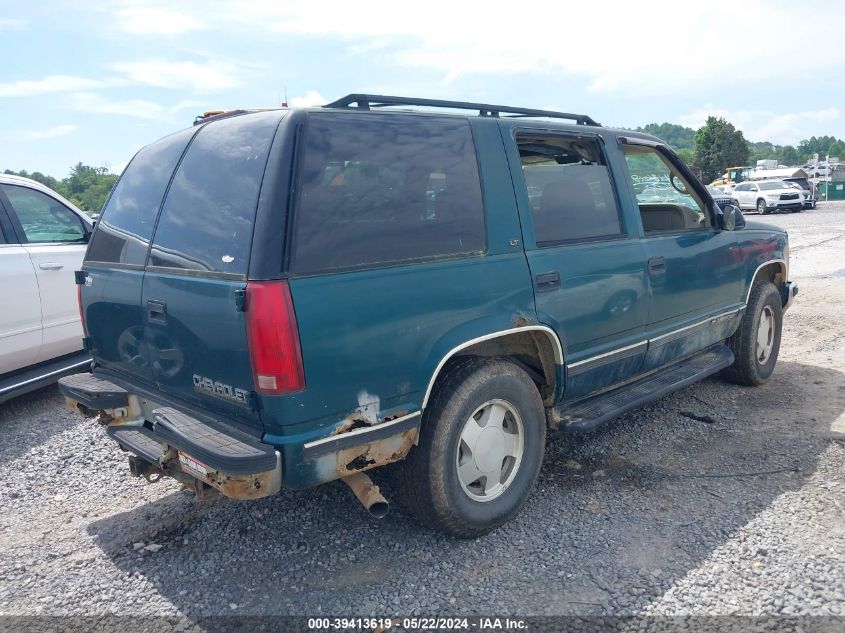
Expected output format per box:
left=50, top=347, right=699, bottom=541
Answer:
left=0, top=174, right=93, bottom=402
left=732, top=179, right=804, bottom=214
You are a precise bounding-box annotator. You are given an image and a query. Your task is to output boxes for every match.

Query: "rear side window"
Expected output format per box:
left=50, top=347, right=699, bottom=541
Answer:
left=148, top=111, right=283, bottom=277
left=86, top=127, right=196, bottom=265
left=292, top=113, right=485, bottom=274
left=515, top=132, right=622, bottom=245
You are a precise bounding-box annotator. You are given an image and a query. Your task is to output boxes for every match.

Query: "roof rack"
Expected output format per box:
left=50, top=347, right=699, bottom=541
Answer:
left=323, top=94, right=600, bottom=127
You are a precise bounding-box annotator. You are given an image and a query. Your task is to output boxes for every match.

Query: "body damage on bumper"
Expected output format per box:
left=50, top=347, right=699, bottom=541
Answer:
left=58, top=373, right=422, bottom=498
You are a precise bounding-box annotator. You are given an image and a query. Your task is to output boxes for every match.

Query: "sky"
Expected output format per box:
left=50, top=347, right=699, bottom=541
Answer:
left=2, top=0, right=845, bottom=178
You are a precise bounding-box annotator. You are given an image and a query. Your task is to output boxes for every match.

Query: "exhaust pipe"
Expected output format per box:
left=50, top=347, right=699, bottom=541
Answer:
left=342, top=472, right=389, bottom=519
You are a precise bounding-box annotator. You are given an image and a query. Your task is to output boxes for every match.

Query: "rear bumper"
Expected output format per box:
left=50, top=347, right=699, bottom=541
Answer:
left=58, top=373, right=281, bottom=500
left=58, top=371, right=422, bottom=495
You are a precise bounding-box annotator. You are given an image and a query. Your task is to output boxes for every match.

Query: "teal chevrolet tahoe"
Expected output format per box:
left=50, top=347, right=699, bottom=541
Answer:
left=59, top=95, right=797, bottom=537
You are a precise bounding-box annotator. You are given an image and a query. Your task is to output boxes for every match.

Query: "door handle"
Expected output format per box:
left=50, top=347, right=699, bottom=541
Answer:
left=147, top=300, right=167, bottom=324
left=38, top=262, right=64, bottom=270
left=648, top=256, right=666, bottom=276
left=535, top=271, right=561, bottom=293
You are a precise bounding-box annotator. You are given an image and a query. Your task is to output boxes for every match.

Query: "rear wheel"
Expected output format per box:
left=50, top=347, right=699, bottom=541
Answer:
left=399, top=357, right=545, bottom=538
left=757, top=199, right=768, bottom=214
left=722, top=281, right=783, bottom=386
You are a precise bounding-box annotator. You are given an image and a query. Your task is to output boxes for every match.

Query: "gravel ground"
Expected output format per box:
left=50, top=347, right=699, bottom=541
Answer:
left=0, top=203, right=843, bottom=622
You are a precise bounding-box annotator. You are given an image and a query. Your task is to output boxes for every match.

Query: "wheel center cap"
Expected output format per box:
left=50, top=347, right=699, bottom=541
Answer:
left=474, top=427, right=505, bottom=472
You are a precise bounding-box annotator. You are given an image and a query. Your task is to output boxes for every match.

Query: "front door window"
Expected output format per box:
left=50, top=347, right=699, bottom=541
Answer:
left=622, top=146, right=709, bottom=233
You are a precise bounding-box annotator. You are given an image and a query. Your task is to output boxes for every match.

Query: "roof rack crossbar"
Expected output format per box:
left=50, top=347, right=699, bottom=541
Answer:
left=323, top=94, right=600, bottom=126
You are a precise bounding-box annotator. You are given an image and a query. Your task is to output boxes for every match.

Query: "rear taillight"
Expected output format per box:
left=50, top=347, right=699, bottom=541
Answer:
left=245, top=280, right=305, bottom=395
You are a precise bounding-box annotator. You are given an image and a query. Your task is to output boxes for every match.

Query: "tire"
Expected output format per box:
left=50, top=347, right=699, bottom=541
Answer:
left=398, top=357, right=545, bottom=538
left=757, top=199, right=769, bottom=214
left=722, top=281, right=783, bottom=386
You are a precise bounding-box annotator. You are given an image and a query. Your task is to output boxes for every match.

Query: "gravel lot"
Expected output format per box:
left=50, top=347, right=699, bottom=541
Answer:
left=1, top=203, right=843, bottom=622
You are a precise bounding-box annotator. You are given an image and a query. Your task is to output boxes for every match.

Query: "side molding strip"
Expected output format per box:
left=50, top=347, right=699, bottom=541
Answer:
left=565, top=306, right=745, bottom=373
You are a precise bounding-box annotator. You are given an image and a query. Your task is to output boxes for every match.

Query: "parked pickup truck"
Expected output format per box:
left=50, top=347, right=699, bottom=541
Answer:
left=60, top=95, right=797, bottom=537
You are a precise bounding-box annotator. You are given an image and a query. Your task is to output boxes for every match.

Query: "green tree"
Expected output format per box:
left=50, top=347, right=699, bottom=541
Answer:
left=798, top=135, right=845, bottom=161
left=693, top=117, right=750, bottom=182
left=781, top=146, right=800, bottom=166
left=677, top=148, right=695, bottom=166
left=637, top=122, right=696, bottom=151
left=826, top=140, right=845, bottom=160
left=3, top=168, right=59, bottom=190
left=58, top=163, right=118, bottom=213
left=3, top=164, right=118, bottom=215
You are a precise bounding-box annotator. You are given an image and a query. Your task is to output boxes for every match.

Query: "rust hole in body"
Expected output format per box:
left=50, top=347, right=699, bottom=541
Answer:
left=335, top=427, right=419, bottom=478
left=332, top=417, right=371, bottom=436
left=346, top=455, right=377, bottom=471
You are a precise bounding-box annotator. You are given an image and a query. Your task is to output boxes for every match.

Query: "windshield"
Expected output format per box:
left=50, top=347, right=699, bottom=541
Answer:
left=759, top=181, right=787, bottom=191
left=786, top=178, right=810, bottom=189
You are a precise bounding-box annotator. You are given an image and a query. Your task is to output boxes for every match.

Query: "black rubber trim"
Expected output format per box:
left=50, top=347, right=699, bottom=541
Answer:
left=58, top=372, right=128, bottom=410
left=152, top=407, right=277, bottom=475
left=302, top=413, right=421, bottom=460
left=556, top=344, right=734, bottom=432
left=107, top=426, right=166, bottom=464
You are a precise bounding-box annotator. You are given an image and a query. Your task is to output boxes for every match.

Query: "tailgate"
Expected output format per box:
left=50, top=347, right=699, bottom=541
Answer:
left=141, top=272, right=260, bottom=429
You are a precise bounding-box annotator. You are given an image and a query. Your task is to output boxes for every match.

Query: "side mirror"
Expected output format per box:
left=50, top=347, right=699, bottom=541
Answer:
left=718, top=204, right=745, bottom=231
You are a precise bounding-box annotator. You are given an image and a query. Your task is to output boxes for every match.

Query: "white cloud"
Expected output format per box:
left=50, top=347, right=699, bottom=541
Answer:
left=214, top=0, right=845, bottom=96
left=70, top=92, right=167, bottom=119
left=289, top=90, right=326, bottom=107
left=0, top=18, right=27, bottom=30
left=1, top=125, right=78, bottom=142
left=116, top=6, right=204, bottom=34
left=27, top=124, right=78, bottom=140
left=0, top=75, right=104, bottom=97
left=679, top=106, right=842, bottom=145
left=69, top=92, right=208, bottom=121
left=109, top=59, right=239, bottom=92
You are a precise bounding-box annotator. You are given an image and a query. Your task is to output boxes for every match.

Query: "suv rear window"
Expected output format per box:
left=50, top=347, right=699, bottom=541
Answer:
left=148, top=111, right=283, bottom=277
left=292, top=113, right=485, bottom=274
left=86, top=127, right=197, bottom=266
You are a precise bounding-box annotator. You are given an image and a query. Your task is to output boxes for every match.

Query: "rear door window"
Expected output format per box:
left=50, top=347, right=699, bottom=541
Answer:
left=1, top=185, right=86, bottom=243
left=148, top=111, right=283, bottom=277
left=292, top=113, right=486, bottom=274
left=515, top=133, right=622, bottom=245
left=87, top=127, right=197, bottom=266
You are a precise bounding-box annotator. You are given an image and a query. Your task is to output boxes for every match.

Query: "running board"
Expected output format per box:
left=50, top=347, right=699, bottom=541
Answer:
left=553, top=345, right=734, bottom=432
left=0, top=351, right=91, bottom=404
